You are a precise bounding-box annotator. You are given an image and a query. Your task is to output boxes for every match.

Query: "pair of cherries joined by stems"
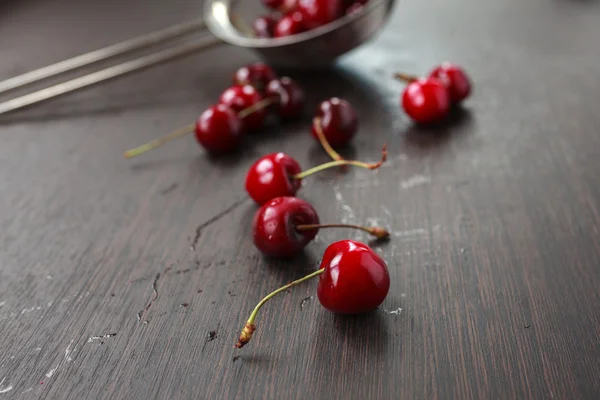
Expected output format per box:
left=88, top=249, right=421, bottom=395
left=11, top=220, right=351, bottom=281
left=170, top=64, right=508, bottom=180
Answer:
left=254, top=0, right=370, bottom=39
left=396, top=62, right=472, bottom=124
left=123, top=63, right=305, bottom=158
left=235, top=238, right=390, bottom=348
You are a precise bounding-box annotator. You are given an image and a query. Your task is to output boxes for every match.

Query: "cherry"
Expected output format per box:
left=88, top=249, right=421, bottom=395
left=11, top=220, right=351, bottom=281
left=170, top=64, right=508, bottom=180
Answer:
left=274, top=11, right=307, bottom=37
left=253, top=196, right=319, bottom=257
left=266, top=77, right=305, bottom=118
left=311, top=97, right=358, bottom=161
left=401, top=77, right=450, bottom=124
left=253, top=15, right=279, bottom=38
left=245, top=153, right=302, bottom=205
left=233, top=62, right=278, bottom=91
left=253, top=196, right=389, bottom=257
left=235, top=239, right=390, bottom=348
left=297, top=0, right=344, bottom=29
left=245, top=146, right=387, bottom=205
left=194, top=104, right=245, bottom=154
left=428, top=63, right=471, bottom=104
left=219, top=85, right=267, bottom=131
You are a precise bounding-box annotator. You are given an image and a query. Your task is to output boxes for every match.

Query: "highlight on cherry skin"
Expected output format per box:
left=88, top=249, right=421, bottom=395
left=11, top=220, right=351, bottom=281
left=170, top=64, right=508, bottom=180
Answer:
left=244, top=145, right=387, bottom=205
left=235, top=239, right=390, bottom=348
left=252, top=196, right=390, bottom=257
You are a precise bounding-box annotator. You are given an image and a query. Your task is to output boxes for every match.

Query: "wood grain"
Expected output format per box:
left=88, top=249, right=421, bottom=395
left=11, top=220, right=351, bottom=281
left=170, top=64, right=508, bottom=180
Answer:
left=1, top=0, right=600, bottom=398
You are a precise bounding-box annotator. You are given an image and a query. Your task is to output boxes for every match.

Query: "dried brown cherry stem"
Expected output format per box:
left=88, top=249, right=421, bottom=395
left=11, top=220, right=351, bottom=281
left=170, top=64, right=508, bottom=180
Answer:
left=123, top=98, right=276, bottom=159
left=296, top=223, right=390, bottom=240
left=235, top=269, right=325, bottom=349
left=393, top=72, right=419, bottom=83
left=313, top=117, right=343, bottom=162
left=292, top=145, right=387, bottom=180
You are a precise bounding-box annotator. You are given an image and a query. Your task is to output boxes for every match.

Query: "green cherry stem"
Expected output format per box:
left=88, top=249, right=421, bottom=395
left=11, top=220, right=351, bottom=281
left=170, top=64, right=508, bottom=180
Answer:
left=292, top=145, right=387, bottom=180
left=235, top=269, right=325, bottom=349
left=313, top=117, right=343, bottom=162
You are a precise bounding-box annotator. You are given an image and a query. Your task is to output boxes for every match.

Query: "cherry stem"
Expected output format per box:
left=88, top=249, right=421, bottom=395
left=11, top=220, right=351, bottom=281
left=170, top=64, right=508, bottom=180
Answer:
left=237, top=97, right=276, bottom=119
left=393, top=72, right=419, bottom=83
left=123, top=99, right=276, bottom=159
left=296, top=223, right=390, bottom=240
left=235, top=268, right=325, bottom=349
left=313, top=117, right=343, bottom=162
left=292, top=144, right=387, bottom=180
left=123, top=123, right=195, bottom=159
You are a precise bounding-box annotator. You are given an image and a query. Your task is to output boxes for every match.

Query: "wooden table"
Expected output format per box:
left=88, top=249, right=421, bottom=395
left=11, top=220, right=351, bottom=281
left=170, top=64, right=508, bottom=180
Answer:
left=1, top=0, right=599, bottom=398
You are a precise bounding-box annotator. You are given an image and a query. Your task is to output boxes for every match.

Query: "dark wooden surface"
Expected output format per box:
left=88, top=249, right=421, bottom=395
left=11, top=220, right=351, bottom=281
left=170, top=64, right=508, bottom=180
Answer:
left=1, top=0, right=600, bottom=398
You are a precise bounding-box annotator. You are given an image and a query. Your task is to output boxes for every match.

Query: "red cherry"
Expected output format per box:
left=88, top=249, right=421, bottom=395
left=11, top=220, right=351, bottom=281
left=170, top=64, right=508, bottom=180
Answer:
left=274, top=11, right=307, bottom=37
left=297, top=0, right=344, bottom=29
left=401, top=78, right=450, bottom=124
left=245, top=147, right=387, bottom=205
left=252, top=197, right=389, bottom=257
left=219, top=85, right=267, bottom=131
left=195, top=104, right=244, bottom=154
left=234, top=239, right=390, bottom=348
left=252, top=196, right=320, bottom=257
left=311, top=97, right=358, bottom=148
left=245, top=153, right=302, bottom=205
left=265, top=77, right=305, bottom=118
left=253, top=15, right=279, bottom=38
left=428, top=63, right=471, bottom=104
left=317, top=240, right=389, bottom=313
left=233, top=63, right=278, bottom=91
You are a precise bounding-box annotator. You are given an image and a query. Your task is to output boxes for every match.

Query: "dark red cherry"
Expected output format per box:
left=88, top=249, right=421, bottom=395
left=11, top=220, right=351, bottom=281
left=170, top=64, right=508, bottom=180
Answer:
left=297, top=0, right=344, bottom=29
left=274, top=11, right=307, bottom=37
left=317, top=240, right=390, bottom=314
left=195, top=104, right=244, bottom=154
left=252, top=196, right=320, bottom=257
left=401, top=77, right=450, bottom=124
left=428, top=63, right=472, bottom=104
left=253, top=15, right=279, bottom=38
left=265, top=77, right=305, bottom=118
left=233, top=63, right=278, bottom=91
left=262, top=0, right=285, bottom=10
left=245, top=153, right=302, bottom=205
left=219, top=85, right=267, bottom=131
left=311, top=97, right=358, bottom=147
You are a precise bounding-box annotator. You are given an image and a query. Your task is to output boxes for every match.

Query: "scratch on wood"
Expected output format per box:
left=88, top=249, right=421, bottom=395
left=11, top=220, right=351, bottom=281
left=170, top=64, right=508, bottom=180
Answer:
left=0, top=378, right=13, bottom=394
left=87, top=333, right=117, bottom=343
left=190, top=197, right=248, bottom=251
left=300, top=296, right=313, bottom=310
left=136, top=269, right=168, bottom=323
left=159, top=183, right=179, bottom=196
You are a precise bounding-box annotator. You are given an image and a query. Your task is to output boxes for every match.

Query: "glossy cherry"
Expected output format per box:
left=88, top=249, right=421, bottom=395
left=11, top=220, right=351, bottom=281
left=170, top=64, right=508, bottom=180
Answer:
left=245, top=147, right=387, bottom=205
left=252, top=196, right=320, bottom=257
left=245, top=153, right=302, bottom=205
left=274, top=11, right=307, bottom=37
left=252, top=196, right=389, bottom=257
left=193, top=104, right=245, bottom=154
left=311, top=97, right=358, bottom=148
left=401, top=77, right=450, bottom=124
left=219, top=84, right=266, bottom=131
left=233, top=62, right=278, bottom=91
left=235, top=239, right=390, bottom=348
left=297, top=0, right=344, bottom=29
left=266, top=77, right=305, bottom=118
left=429, top=62, right=471, bottom=104
left=253, top=15, right=279, bottom=38
left=316, top=239, right=389, bottom=313
left=262, top=0, right=298, bottom=12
